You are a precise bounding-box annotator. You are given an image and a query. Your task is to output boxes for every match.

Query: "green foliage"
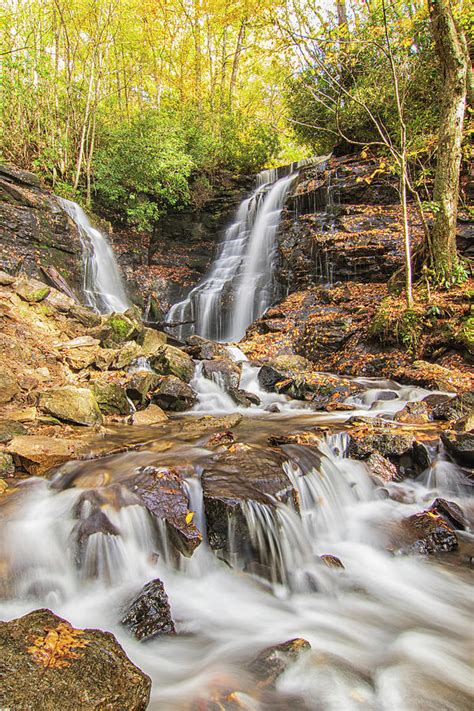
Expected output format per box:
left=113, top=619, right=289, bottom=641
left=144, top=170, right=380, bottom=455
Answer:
left=93, top=111, right=194, bottom=230
left=369, top=299, right=423, bottom=355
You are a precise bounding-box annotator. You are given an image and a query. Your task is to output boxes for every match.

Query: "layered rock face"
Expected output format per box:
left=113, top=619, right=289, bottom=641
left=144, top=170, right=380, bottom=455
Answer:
left=0, top=165, right=83, bottom=290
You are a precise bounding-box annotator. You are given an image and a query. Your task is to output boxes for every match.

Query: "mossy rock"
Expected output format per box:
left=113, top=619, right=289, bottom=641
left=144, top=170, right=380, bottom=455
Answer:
left=39, top=386, right=103, bottom=426
left=92, top=382, right=131, bottom=415
left=0, top=452, right=14, bottom=477
left=15, top=278, right=50, bottom=303
left=150, top=345, right=195, bottom=383
left=0, top=420, right=28, bottom=443
left=101, top=313, right=139, bottom=347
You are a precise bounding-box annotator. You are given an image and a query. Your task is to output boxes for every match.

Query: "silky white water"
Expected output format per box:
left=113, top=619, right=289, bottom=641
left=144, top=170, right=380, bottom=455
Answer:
left=58, top=197, right=130, bottom=313
left=1, top=420, right=472, bottom=710
left=167, top=158, right=327, bottom=342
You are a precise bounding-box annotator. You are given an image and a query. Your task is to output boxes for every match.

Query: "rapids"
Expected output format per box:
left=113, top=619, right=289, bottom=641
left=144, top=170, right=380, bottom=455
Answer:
left=1, top=383, right=473, bottom=710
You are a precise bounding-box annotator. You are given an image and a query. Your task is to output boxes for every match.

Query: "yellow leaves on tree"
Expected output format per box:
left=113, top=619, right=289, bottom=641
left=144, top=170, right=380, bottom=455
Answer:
left=27, top=622, right=89, bottom=669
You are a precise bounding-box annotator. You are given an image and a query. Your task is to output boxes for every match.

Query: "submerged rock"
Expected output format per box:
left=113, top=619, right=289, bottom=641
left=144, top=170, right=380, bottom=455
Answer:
left=121, top=578, right=176, bottom=641
left=248, top=638, right=311, bottom=685
left=39, top=386, right=103, bottom=426
left=202, top=357, right=241, bottom=390
left=400, top=510, right=458, bottom=555
left=0, top=608, right=151, bottom=711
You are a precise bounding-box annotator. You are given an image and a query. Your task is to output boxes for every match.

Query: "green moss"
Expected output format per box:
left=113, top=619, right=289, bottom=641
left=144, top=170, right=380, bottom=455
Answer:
left=108, top=314, right=133, bottom=339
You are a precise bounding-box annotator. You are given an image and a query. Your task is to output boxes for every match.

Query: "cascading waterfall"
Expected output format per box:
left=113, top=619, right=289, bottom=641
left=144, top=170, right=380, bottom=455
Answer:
left=167, top=157, right=327, bottom=342
left=58, top=197, right=130, bottom=313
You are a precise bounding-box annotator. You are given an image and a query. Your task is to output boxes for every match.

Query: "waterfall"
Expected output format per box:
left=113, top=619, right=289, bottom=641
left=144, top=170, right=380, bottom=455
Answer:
left=58, top=197, right=130, bottom=314
left=167, top=157, right=327, bottom=342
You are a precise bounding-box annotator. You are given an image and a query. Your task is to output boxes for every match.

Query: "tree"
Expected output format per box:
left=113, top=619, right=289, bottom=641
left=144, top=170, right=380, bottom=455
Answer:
left=428, top=0, right=472, bottom=284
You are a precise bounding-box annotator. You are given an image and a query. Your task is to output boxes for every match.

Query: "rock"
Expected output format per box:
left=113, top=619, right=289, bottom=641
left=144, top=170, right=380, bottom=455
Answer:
left=0, top=419, right=28, bottom=443
left=5, top=435, right=85, bottom=475
left=132, top=404, right=168, bottom=426
left=124, top=466, right=202, bottom=556
left=92, top=381, right=130, bottom=416
left=202, top=358, right=241, bottom=390
left=121, top=578, right=176, bottom=641
left=400, top=510, right=458, bottom=555
left=258, top=365, right=286, bottom=392
left=94, top=348, right=118, bottom=371
left=186, top=335, right=227, bottom=360
left=150, top=344, right=195, bottom=383
left=14, top=277, right=50, bottom=302
left=248, top=638, right=311, bottom=685
left=432, top=391, right=474, bottom=422
left=320, top=554, right=344, bottom=569
left=112, top=341, right=145, bottom=370
left=126, top=372, right=162, bottom=405
left=100, top=312, right=140, bottom=347
left=70, top=304, right=102, bottom=327
left=0, top=270, right=15, bottom=285
left=0, top=370, right=20, bottom=403
left=0, top=608, right=151, bottom=711
left=0, top=452, right=14, bottom=477
left=72, top=506, right=120, bottom=572
left=348, top=427, right=415, bottom=461
left=394, top=401, right=430, bottom=424
left=270, top=354, right=314, bottom=373
left=151, top=375, right=197, bottom=412
left=202, top=444, right=296, bottom=569
left=365, top=452, right=398, bottom=483
left=265, top=403, right=281, bottom=413
left=422, top=393, right=452, bottom=409
left=229, top=388, right=261, bottom=407
left=396, top=360, right=465, bottom=394
left=428, top=498, right=467, bottom=531
left=39, top=386, right=103, bottom=426
left=138, top=327, right=167, bottom=354
left=441, top=431, right=474, bottom=468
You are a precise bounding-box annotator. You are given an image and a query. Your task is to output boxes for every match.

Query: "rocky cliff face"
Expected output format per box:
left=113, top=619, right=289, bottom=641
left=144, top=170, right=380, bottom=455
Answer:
left=0, top=165, right=83, bottom=290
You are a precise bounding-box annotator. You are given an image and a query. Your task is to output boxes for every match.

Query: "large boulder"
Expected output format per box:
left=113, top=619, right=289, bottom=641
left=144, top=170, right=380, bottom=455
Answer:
left=201, top=358, right=241, bottom=390
left=150, top=344, right=195, bottom=383
left=99, top=313, right=141, bottom=347
left=0, top=608, right=151, bottom=711
left=131, top=404, right=168, bottom=426
left=126, top=372, right=162, bottom=406
left=121, top=578, right=176, bottom=641
left=151, top=375, right=197, bottom=412
left=185, top=335, right=227, bottom=360
left=39, top=386, right=103, bottom=426
left=91, top=381, right=130, bottom=416
left=5, top=435, right=85, bottom=475
left=348, top=424, right=428, bottom=476
left=441, top=431, right=474, bottom=468
left=14, top=277, right=50, bottom=303
left=433, top=391, right=474, bottom=422
left=400, top=510, right=458, bottom=555
left=138, top=327, right=167, bottom=354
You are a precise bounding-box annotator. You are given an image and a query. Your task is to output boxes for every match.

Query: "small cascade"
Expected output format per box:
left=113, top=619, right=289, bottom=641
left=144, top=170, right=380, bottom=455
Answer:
left=58, top=197, right=130, bottom=313
left=167, top=156, right=327, bottom=342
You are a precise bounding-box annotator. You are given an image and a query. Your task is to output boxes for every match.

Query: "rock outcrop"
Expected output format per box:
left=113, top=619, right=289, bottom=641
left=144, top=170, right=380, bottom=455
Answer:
left=0, top=608, right=151, bottom=710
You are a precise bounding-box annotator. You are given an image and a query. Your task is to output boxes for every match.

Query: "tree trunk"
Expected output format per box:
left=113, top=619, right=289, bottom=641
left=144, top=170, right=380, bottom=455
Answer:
left=428, top=0, right=470, bottom=282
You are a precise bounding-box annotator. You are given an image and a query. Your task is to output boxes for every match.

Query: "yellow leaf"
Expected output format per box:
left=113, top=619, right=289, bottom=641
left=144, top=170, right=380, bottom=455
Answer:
left=185, top=511, right=194, bottom=525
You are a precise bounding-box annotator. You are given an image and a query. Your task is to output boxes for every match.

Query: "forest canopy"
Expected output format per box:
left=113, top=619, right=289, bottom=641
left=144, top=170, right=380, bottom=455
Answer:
left=1, top=0, right=472, bottom=232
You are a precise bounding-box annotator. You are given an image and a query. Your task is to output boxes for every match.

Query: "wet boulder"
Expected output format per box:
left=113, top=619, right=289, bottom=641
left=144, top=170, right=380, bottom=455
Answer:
left=258, top=364, right=286, bottom=392
left=121, top=578, right=176, bottom=641
left=202, top=444, right=296, bottom=569
left=138, top=327, right=167, bottom=354
left=441, top=431, right=474, bottom=468
left=348, top=424, right=425, bottom=476
left=395, top=360, right=467, bottom=394
left=229, top=388, right=261, bottom=407
left=124, top=466, right=202, bottom=556
left=365, top=452, right=398, bottom=484
left=400, top=510, right=458, bottom=555
left=150, top=344, right=195, bottom=383
left=320, top=554, right=344, bottom=569
left=0, top=608, right=151, bottom=711
left=432, top=391, right=474, bottom=423
left=38, top=386, right=103, bottom=426
left=151, top=375, right=197, bottom=412
left=201, top=358, right=241, bottom=390
left=428, top=498, right=467, bottom=531
left=248, top=638, right=311, bottom=686
left=394, top=401, right=430, bottom=424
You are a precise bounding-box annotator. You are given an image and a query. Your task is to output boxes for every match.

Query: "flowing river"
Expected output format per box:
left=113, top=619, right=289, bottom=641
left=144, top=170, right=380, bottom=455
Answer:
left=1, top=165, right=472, bottom=710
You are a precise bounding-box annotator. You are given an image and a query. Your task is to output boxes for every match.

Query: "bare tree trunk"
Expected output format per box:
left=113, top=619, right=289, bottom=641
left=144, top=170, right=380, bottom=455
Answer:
left=228, top=20, right=246, bottom=108
left=428, top=0, right=470, bottom=282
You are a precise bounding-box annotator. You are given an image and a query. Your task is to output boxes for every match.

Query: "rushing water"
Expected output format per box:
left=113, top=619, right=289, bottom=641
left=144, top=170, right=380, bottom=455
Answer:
left=167, top=157, right=327, bottom=342
left=58, top=197, right=130, bottom=313
left=1, top=375, right=472, bottom=709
